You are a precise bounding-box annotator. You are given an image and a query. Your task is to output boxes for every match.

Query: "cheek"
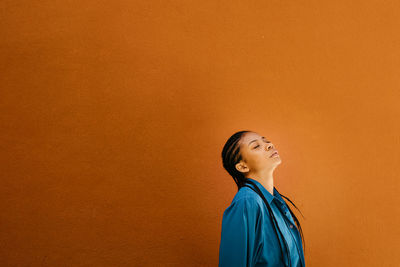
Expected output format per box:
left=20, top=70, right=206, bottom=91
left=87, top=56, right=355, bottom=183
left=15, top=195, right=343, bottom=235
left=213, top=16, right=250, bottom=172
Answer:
left=254, top=154, right=269, bottom=165
left=246, top=152, right=269, bottom=168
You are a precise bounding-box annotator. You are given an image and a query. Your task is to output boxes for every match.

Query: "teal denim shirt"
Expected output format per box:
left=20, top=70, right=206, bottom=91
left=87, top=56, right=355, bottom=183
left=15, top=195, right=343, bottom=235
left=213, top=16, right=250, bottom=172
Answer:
left=218, top=178, right=305, bottom=267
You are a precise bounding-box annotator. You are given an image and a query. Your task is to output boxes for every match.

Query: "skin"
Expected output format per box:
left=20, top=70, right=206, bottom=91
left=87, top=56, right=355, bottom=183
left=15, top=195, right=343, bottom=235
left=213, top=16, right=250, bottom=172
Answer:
left=235, top=132, right=282, bottom=195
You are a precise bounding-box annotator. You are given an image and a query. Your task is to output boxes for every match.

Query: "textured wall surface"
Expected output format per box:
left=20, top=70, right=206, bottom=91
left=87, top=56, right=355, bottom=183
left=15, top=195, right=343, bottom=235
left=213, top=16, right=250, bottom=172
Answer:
left=1, top=0, right=399, bottom=266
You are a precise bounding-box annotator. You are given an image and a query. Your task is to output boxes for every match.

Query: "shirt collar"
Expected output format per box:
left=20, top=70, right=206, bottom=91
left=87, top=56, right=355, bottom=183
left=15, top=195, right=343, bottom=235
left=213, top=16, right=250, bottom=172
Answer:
left=246, top=177, right=280, bottom=205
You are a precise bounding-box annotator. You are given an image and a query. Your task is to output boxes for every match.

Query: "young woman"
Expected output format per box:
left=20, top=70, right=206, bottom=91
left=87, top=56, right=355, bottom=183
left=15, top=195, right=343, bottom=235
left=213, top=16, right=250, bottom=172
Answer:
left=218, top=130, right=306, bottom=267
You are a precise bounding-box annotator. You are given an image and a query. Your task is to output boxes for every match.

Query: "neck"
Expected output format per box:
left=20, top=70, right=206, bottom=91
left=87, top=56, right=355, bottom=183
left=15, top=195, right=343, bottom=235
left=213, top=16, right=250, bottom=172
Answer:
left=246, top=169, right=274, bottom=195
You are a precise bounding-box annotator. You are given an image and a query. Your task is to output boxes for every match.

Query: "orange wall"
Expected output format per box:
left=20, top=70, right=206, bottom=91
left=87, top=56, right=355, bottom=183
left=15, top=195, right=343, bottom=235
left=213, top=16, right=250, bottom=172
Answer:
left=1, top=1, right=399, bottom=266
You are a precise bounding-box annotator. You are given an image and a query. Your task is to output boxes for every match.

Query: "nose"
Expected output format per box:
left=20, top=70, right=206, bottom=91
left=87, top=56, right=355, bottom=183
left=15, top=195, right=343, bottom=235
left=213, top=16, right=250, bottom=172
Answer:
left=265, top=143, right=273, bottom=151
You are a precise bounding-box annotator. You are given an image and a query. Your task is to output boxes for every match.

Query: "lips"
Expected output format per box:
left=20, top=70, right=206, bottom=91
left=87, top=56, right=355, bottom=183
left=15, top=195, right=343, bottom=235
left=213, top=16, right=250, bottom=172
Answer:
left=269, top=151, right=279, bottom=158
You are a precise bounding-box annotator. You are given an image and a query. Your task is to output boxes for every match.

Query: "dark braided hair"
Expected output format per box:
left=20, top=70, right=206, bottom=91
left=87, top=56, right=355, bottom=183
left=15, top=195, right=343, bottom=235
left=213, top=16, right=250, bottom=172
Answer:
left=221, top=130, right=306, bottom=254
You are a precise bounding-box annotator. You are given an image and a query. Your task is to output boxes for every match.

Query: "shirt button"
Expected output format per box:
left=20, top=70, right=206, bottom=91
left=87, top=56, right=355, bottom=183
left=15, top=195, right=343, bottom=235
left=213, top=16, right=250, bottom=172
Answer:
left=290, top=225, right=293, bottom=228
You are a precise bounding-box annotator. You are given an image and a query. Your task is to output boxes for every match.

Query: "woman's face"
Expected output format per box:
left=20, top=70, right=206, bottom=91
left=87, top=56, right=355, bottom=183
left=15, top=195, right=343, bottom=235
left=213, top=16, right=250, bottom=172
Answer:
left=235, top=132, right=281, bottom=175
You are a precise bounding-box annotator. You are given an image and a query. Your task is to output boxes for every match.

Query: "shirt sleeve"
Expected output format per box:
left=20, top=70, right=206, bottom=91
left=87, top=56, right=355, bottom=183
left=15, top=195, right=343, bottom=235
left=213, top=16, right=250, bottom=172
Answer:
left=218, top=197, right=263, bottom=267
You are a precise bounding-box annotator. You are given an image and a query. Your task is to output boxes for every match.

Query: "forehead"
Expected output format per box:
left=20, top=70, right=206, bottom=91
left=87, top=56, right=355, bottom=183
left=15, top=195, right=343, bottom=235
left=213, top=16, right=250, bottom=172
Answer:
left=241, top=132, right=264, bottom=144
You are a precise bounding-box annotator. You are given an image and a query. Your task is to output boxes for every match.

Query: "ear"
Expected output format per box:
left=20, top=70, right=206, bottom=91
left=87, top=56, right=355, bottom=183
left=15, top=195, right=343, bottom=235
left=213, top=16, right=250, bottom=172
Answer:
left=235, top=161, right=249, bottom=173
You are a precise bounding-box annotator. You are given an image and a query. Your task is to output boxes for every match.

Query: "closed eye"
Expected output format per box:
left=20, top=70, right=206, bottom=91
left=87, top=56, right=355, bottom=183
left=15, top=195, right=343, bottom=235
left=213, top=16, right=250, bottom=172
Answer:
left=253, top=139, right=270, bottom=149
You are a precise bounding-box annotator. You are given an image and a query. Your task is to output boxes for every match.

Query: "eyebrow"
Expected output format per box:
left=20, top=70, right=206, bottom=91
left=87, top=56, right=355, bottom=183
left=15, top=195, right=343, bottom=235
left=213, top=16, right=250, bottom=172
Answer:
left=248, top=136, right=270, bottom=146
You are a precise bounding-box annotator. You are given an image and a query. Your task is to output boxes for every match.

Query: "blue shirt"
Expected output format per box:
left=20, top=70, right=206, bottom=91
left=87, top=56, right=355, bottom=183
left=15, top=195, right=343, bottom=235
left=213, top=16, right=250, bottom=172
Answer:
left=218, top=178, right=305, bottom=267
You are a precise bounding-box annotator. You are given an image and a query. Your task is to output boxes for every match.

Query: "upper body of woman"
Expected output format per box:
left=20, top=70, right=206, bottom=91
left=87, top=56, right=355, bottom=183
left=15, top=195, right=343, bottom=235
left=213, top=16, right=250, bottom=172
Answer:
left=218, top=131, right=306, bottom=267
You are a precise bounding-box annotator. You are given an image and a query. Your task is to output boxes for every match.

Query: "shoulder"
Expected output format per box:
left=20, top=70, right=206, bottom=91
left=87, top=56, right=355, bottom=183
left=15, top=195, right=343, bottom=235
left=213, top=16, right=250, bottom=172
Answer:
left=224, top=187, right=264, bottom=214
left=233, top=186, right=264, bottom=206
